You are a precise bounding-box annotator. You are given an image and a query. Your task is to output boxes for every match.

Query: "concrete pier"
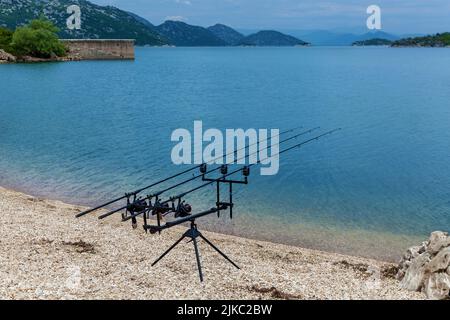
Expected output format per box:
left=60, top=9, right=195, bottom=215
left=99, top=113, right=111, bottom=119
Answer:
left=61, top=39, right=135, bottom=60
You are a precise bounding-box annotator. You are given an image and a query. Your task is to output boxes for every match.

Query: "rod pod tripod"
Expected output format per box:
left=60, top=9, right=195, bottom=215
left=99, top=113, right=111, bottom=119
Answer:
left=151, top=219, right=240, bottom=282
left=148, top=164, right=248, bottom=281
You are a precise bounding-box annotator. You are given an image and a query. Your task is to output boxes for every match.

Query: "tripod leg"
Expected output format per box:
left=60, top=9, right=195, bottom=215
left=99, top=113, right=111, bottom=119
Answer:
left=192, top=236, right=204, bottom=282
left=151, top=234, right=185, bottom=266
left=198, top=233, right=240, bottom=270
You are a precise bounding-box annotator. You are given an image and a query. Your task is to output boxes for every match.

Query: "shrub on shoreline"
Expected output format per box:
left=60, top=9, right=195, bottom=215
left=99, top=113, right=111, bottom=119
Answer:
left=0, top=27, right=14, bottom=53
left=0, top=18, right=66, bottom=59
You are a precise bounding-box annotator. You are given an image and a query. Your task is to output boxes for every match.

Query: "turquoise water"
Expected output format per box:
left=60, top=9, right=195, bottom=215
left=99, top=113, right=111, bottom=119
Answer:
left=1, top=47, right=449, bottom=260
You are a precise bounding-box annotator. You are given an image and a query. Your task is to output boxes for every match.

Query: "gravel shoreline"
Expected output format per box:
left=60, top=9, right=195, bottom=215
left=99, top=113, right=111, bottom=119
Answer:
left=0, top=186, right=424, bottom=299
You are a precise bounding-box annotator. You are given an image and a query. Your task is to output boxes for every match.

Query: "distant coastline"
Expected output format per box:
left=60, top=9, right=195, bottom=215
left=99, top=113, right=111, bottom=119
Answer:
left=352, top=33, right=450, bottom=48
left=391, top=33, right=450, bottom=47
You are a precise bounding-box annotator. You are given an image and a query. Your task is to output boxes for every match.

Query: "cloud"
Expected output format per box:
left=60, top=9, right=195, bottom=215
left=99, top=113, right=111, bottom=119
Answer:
left=175, top=0, right=192, bottom=5
left=165, top=15, right=187, bottom=22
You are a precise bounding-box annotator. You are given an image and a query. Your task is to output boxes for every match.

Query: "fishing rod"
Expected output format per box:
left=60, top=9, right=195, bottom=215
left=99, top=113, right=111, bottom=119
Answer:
left=157, top=128, right=340, bottom=206
left=145, top=128, right=341, bottom=282
left=123, top=128, right=340, bottom=225
left=75, top=125, right=302, bottom=218
left=97, top=127, right=321, bottom=220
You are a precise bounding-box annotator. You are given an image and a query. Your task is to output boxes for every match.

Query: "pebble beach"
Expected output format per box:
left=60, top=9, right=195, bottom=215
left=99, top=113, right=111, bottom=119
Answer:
left=0, top=186, right=424, bottom=300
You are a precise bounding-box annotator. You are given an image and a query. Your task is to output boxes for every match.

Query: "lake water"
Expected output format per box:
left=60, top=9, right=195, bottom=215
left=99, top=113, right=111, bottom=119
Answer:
left=1, top=47, right=449, bottom=261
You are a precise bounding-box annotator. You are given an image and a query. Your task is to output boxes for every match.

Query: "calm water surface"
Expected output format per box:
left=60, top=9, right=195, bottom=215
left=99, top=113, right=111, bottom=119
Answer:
left=1, top=47, right=449, bottom=260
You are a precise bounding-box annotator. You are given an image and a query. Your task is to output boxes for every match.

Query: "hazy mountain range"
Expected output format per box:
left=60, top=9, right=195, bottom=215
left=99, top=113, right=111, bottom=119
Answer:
left=0, top=0, right=425, bottom=46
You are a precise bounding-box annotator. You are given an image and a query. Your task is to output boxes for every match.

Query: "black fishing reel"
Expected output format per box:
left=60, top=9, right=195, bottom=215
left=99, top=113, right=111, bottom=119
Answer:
left=123, top=195, right=150, bottom=229
left=220, top=165, right=228, bottom=175
left=175, top=200, right=192, bottom=218
left=128, top=199, right=149, bottom=214
left=200, top=163, right=207, bottom=174
left=152, top=202, right=171, bottom=217
left=242, top=166, right=250, bottom=177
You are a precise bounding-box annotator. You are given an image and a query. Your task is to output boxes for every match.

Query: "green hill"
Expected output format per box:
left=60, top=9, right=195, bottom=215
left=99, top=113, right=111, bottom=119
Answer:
left=207, top=24, right=244, bottom=46
left=156, top=21, right=227, bottom=47
left=0, top=0, right=168, bottom=45
left=238, top=30, right=309, bottom=47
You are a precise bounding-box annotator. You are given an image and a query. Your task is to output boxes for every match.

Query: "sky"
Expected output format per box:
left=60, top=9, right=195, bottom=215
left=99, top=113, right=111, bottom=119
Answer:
left=92, top=0, right=450, bottom=34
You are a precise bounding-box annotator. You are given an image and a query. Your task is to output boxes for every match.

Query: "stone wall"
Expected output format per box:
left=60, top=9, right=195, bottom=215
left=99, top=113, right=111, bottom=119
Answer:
left=61, top=39, right=135, bottom=60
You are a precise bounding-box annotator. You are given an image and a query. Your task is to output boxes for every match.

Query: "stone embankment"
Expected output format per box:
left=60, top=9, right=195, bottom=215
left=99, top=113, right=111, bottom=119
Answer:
left=397, top=231, right=450, bottom=300
left=0, top=39, right=134, bottom=63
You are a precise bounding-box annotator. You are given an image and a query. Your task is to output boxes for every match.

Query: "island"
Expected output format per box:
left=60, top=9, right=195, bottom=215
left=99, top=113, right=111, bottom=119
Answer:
left=352, top=38, right=392, bottom=46
left=238, top=30, right=309, bottom=47
left=391, top=33, right=450, bottom=47
left=353, top=33, right=450, bottom=48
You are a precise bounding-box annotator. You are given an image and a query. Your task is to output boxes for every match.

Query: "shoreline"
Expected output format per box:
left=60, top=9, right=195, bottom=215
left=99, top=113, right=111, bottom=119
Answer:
left=0, top=186, right=424, bottom=299
left=3, top=45, right=450, bottom=65
left=0, top=182, right=424, bottom=263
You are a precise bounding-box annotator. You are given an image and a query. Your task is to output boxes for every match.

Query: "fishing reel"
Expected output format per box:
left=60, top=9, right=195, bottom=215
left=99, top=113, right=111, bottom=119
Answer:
left=151, top=201, right=171, bottom=217
left=220, top=165, right=228, bottom=175
left=123, top=194, right=150, bottom=229
left=175, top=200, right=192, bottom=218
left=128, top=198, right=149, bottom=213
left=145, top=199, right=171, bottom=234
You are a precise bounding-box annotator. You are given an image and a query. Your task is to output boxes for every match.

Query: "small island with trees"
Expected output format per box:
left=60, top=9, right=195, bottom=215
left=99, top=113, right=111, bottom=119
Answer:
left=391, top=32, right=450, bottom=47
left=352, top=38, right=392, bottom=46
left=352, top=33, right=450, bottom=48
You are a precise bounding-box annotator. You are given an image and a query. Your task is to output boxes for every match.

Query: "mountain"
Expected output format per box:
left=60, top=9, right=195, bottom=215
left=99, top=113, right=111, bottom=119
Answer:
left=352, top=38, right=393, bottom=46
left=156, top=21, right=227, bottom=46
left=238, top=31, right=309, bottom=46
left=392, top=33, right=450, bottom=47
left=0, top=0, right=168, bottom=45
left=126, top=11, right=155, bottom=30
left=207, top=24, right=244, bottom=45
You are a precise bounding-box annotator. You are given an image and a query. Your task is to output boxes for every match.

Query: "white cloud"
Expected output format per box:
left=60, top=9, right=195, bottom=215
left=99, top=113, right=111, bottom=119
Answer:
left=165, top=15, right=187, bottom=21
left=175, top=0, right=192, bottom=5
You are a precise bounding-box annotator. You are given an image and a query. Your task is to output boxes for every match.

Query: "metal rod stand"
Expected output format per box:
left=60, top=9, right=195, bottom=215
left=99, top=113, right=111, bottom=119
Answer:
left=151, top=220, right=240, bottom=282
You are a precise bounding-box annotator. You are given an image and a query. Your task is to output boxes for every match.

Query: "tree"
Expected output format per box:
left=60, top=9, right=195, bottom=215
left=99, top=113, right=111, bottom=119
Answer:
left=0, top=27, right=13, bottom=53
left=11, top=17, right=66, bottom=58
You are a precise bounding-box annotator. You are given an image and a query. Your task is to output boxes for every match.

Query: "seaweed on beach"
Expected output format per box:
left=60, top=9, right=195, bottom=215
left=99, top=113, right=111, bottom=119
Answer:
left=334, top=260, right=399, bottom=280
left=62, top=240, right=96, bottom=254
left=380, top=264, right=399, bottom=279
left=27, top=197, right=44, bottom=202
left=248, top=285, right=302, bottom=300
left=32, top=238, right=55, bottom=245
left=334, top=260, right=369, bottom=274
